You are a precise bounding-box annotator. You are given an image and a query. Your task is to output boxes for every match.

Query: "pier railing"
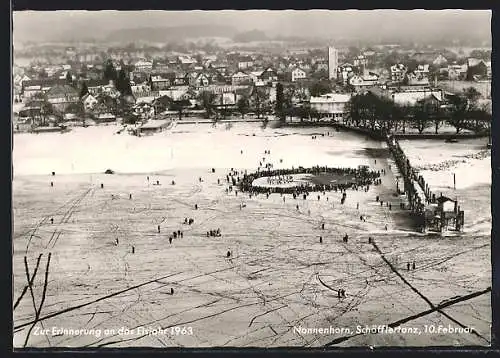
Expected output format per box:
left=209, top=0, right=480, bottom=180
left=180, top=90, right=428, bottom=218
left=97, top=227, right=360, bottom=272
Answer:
left=323, top=122, right=464, bottom=232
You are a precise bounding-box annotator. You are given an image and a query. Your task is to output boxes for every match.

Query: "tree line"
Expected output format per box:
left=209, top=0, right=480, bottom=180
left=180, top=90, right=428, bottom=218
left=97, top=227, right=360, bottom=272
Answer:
left=343, top=87, right=490, bottom=135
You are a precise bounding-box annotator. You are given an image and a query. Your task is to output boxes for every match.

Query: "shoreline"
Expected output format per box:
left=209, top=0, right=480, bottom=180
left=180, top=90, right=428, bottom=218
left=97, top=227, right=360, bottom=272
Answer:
left=13, top=118, right=489, bottom=140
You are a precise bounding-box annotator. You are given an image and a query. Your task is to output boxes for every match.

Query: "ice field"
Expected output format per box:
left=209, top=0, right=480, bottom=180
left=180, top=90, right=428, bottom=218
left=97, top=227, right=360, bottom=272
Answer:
left=12, top=123, right=491, bottom=347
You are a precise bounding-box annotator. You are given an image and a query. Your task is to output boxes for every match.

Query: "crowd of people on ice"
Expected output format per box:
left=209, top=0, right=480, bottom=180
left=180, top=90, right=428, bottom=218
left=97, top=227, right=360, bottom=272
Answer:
left=238, top=166, right=381, bottom=195
left=266, top=175, right=295, bottom=186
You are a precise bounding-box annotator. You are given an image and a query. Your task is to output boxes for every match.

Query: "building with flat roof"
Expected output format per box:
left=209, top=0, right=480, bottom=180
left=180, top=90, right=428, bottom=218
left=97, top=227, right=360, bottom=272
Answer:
left=310, top=92, right=351, bottom=120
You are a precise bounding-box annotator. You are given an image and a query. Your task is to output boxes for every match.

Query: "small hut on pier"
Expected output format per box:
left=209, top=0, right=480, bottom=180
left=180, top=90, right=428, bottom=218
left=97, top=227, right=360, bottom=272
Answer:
left=424, top=195, right=464, bottom=233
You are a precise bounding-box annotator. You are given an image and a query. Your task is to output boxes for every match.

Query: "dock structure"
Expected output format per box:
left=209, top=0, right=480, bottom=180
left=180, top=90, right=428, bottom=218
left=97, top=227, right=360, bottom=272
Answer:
left=386, top=134, right=464, bottom=233
left=137, top=119, right=172, bottom=134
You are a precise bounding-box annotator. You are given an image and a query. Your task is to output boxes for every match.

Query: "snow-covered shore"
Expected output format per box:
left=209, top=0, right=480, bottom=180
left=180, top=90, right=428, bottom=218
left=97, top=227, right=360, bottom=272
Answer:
left=399, top=138, right=491, bottom=190
left=13, top=123, right=373, bottom=177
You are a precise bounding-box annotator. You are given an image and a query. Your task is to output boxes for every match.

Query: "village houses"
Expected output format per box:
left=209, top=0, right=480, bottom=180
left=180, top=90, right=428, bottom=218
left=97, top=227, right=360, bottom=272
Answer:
left=45, top=84, right=80, bottom=113
left=231, top=71, right=251, bottom=86
left=134, top=60, right=153, bottom=73
left=237, top=56, right=254, bottom=70
left=290, top=67, right=307, bottom=82
left=390, top=64, right=407, bottom=82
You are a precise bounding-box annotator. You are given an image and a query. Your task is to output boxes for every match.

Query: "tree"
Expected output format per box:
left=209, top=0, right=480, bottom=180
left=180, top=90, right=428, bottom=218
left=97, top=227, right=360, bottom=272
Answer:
left=237, top=96, right=249, bottom=119
left=65, top=71, right=73, bottom=85
left=310, top=69, right=329, bottom=80
left=116, top=69, right=132, bottom=96
left=309, top=80, right=331, bottom=97
left=347, top=46, right=360, bottom=59
left=433, top=106, right=443, bottom=135
left=466, top=62, right=487, bottom=81
left=40, top=101, right=53, bottom=127
left=383, top=51, right=403, bottom=69
left=469, top=49, right=491, bottom=61
left=275, top=83, right=285, bottom=120
left=462, top=87, right=482, bottom=110
left=411, top=100, right=432, bottom=134
left=103, top=59, right=117, bottom=84
left=252, top=88, right=268, bottom=119
left=385, top=102, right=402, bottom=133
left=376, top=97, right=398, bottom=133
left=171, top=99, right=191, bottom=121
left=406, top=59, right=419, bottom=73
left=38, top=69, right=48, bottom=79
left=123, top=112, right=140, bottom=125
left=447, top=95, right=468, bottom=134
left=468, top=107, right=490, bottom=132
left=65, top=102, right=84, bottom=118
left=80, top=82, right=89, bottom=98
left=428, top=64, right=440, bottom=80
left=398, top=105, right=412, bottom=134
left=97, top=94, right=119, bottom=116
left=359, top=92, right=379, bottom=130
left=198, top=91, right=216, bottom=119
left=346, top=94, right=362, bottom=126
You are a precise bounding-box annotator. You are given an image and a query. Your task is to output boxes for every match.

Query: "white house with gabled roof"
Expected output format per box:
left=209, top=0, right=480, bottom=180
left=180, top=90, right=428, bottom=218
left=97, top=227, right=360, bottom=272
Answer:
left=290, top=67, right=307, bottom=82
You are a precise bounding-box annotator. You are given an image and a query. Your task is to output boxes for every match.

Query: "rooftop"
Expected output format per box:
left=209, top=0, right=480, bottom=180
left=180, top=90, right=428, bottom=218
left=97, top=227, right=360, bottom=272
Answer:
left=310, top=93, right=351, bottom=103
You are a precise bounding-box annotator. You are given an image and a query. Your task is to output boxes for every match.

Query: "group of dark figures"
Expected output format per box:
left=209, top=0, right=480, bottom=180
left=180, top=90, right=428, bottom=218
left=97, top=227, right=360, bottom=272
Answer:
left=157, top=225, right=184, bottom=244
left=267, top=175, right=294, bottom=185
left=207, top=228, right=221, bottom=237
left=376, top=196, right=393, bottom=211
left=146, top=176, right=162, bottom=186
left=312, top=132, right=334, bottom=140
left=239, top=166, right=381, bottom=195
left=226, top=168, right=246, bottom=188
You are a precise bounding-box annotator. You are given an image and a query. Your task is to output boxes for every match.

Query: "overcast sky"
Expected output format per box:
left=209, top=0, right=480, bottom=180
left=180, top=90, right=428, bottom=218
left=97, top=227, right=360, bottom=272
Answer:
left=13, top=10, right=491, bottom=43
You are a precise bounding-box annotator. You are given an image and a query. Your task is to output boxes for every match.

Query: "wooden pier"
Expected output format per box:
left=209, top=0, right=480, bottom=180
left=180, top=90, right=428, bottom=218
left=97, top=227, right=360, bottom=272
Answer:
left=386, top=134, right=464, bottom=233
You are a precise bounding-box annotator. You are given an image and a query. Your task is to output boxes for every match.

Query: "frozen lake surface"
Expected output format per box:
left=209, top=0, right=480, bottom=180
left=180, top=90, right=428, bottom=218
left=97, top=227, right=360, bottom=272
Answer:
left=13, top=123, right=491, bottom=347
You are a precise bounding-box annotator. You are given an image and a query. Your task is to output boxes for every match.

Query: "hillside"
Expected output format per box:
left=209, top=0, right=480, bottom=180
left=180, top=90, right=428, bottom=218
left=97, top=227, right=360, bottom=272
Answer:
left=105, top=25, right=237, bottom=43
